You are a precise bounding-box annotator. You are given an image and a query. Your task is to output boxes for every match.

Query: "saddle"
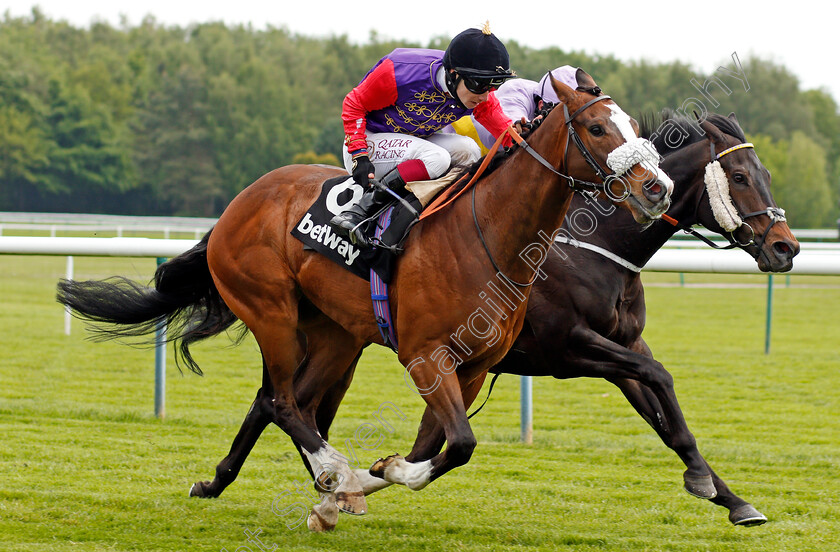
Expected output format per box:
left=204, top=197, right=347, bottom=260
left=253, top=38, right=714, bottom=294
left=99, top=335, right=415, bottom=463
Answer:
left=291, top=172, right=459, bottom=283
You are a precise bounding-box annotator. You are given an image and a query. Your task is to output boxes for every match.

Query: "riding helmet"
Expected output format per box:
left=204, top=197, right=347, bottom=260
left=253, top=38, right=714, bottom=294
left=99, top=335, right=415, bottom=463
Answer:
left=443, top=24, right=515, bottom=80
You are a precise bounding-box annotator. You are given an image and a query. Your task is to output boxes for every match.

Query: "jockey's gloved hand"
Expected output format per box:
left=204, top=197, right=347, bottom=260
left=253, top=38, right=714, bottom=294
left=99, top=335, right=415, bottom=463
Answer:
left=351, top=154, right=376, bottom=188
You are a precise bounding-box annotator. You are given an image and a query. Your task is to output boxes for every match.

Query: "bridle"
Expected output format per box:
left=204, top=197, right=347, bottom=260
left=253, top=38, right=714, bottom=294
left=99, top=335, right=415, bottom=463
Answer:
left=474, top=92, right=639, bottom=288
left=508, top=94, right=620, bottom=196
left=662, top=139, right=787, bottom=259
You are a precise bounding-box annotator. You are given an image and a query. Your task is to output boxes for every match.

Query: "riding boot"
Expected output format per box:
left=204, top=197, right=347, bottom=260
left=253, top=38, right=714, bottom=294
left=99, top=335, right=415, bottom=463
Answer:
left=329, top=170, right=408, bottom=247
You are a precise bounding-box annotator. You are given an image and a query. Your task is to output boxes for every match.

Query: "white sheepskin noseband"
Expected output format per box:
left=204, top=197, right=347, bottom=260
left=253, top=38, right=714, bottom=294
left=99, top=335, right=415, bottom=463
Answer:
left=704, top=160, right=742, bottom=231
left=606, top=137, right=674, bottom=193
left=704, top=142, right=757, bottom=232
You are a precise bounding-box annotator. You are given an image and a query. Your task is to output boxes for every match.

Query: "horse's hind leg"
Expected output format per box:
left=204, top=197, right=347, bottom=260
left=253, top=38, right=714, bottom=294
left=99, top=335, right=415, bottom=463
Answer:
left=614, top=377, right=765, bottom=525
left=292, top=317, right=367, bottom=516
left=212, top=277, right=357, bottom=531
left=297, top=356, right=397, bottom=496
left=190, top=362, right=275, bottom=498
left=190, top=330, right=309, bottom=498
left=258, top=328, right=358, bottom=531
left=565, top=327, right=716, bottom=495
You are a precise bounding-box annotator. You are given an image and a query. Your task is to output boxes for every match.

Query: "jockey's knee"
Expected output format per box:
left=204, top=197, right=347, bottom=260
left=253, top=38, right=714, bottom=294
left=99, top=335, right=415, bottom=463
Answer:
left=449, top=139, right=481, bottom=167
left=420, top=150, right=453, bottom=180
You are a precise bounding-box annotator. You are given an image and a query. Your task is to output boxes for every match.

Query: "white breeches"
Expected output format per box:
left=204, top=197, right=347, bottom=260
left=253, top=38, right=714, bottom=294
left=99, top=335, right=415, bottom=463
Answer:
left=343, top=131, right=481, bottom=180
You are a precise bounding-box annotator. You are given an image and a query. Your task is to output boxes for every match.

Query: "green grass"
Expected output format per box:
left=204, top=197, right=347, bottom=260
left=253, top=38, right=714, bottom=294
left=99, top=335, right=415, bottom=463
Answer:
left=1, top=255, right=838, bottom=551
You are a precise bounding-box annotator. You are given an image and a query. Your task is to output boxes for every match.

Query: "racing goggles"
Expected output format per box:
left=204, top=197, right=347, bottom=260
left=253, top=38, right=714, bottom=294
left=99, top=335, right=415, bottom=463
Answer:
left=459, top=74, right=508, bottom=94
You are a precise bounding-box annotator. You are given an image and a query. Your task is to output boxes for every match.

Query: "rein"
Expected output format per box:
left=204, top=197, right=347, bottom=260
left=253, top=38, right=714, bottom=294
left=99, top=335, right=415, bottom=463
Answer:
left=660, top=139, right=786, bottom=256
left=509, top=96, right=617, bottom=194
left=419, top=125, right=510, bottom=221
left=421, top=94, right=616, bottom=221
left=473, top=95, right=618, bottom=288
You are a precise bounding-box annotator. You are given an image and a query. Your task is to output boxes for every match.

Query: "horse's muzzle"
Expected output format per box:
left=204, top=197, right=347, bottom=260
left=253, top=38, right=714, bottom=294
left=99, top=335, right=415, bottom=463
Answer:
left=644, top=179, right=669, bottom=206
left=628, top=178, right=671, bottom=222
left=756, top=236, right=799, bottom=273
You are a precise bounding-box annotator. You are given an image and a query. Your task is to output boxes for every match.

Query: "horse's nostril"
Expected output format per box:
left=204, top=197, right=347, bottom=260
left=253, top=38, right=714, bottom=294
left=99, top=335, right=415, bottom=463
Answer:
left=644, top=182, right=664, bottom=201
left=773, top=241, right=795, bottom=260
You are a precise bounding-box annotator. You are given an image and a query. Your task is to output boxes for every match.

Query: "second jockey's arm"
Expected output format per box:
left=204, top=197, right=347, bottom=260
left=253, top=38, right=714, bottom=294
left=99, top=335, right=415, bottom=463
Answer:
left=342, top=59, right=399, bottom=156
left=473, top=93, right=514, bottom=147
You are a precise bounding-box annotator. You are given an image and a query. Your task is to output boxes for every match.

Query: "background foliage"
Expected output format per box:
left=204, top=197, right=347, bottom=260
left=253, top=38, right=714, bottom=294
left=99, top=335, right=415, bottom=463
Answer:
left=1, top=9, right=838, bottom=226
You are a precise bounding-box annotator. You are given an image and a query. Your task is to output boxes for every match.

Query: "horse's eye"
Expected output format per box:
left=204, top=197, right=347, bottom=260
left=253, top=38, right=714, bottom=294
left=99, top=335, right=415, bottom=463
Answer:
left=732, top=173, right=747, bottom=185
left=589, top=125, right=605, bottom=137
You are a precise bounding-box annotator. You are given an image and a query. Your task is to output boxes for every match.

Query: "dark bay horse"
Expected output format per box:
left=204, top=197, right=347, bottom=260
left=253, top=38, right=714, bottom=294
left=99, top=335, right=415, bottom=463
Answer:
left=295, top=112, right=799, bottom=527
left=57, top=72, right=671, bottom=530
left=492, top=112, right=799, bottom=526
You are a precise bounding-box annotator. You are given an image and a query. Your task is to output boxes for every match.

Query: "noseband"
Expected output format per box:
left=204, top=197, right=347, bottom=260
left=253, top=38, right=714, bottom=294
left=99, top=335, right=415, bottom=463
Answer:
left=709, top=140, right=786, bottom=253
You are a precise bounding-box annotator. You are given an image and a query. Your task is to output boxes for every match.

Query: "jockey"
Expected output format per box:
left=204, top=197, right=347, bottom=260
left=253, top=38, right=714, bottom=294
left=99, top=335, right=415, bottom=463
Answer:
left=452, top=66, right=579, bottom=154
left=329, top=23, right=517, bottom=247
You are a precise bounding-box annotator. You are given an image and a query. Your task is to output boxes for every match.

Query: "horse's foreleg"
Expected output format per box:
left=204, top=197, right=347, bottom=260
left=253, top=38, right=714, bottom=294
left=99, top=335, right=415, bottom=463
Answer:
left=614, top=340, right=766, bottom=526
left=567, top=327, right=715, bottom=497
left=405, top=371, right=487, bottom=463
left=369, top=367, right=484, bottom=491
left=356, top=399, right=449, bottom=496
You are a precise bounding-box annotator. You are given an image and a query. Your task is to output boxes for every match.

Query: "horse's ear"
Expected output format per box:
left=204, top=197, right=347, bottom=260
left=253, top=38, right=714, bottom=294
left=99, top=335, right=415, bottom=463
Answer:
left=550, top=72, right=576, bottom=104
left=727, top=112, right=739, bottom=123
left=698, top=118, right=726, bottom=146
left=574, top=68, right=597, bottom=90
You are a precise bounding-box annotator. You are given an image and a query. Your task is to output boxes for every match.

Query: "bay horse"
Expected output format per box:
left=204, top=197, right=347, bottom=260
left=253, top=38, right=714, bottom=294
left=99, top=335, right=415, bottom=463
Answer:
left=56, top=71, right=671, bottom=530
left=289, top=111, right=798, bottom=527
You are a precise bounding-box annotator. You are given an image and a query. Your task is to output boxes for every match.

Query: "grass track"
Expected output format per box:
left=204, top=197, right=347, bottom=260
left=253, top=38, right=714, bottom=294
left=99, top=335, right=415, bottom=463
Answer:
left=0, top=255, right=838, bottom=551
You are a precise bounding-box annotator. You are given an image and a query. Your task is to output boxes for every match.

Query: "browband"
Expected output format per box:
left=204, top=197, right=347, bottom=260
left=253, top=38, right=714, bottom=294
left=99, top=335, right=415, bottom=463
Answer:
left=715, top=142, right=754, bottom=160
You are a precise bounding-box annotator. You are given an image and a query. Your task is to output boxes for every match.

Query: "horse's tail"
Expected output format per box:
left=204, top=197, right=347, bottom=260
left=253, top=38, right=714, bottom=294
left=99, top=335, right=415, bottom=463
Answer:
left=56, top=229, right=242, bottom=375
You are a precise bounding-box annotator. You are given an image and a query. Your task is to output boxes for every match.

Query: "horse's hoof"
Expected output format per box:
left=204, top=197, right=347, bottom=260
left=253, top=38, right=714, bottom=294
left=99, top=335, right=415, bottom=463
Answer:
left=189, top=481, right=215, bottom=498
left=369, top=454, right=402, bottom=479
left=307, top=508, right=337, bottom=532
left=729, top=503, right=768, bottom=526
left=683, top=471, right=717, bottom=499
left=308, top=496, right=339, bottom=532
left=336, top=490, right=367, bottom=516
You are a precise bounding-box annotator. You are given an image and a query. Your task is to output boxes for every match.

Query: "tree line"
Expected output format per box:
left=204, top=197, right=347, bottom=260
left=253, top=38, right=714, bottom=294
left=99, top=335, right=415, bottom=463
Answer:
left=1, top=9, right=838, bottom=227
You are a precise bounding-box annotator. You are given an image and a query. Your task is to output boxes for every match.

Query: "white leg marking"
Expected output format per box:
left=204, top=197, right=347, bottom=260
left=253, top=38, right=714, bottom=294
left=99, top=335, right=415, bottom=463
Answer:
left=382, top=458, right=433, bottom=491
left=302, top=444, right=363, bottom=493
left=353, top=468, right=393, bottom=495
left=307, top=491, right=338, bottom=532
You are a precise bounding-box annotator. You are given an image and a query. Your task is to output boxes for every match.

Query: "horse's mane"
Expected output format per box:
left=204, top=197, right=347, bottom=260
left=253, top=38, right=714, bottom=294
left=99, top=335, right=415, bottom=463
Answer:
left=639, top=110, right=747, bottom=155
left=448, top=148, right=510, bottom=194
left=446, top=103, right=753, bottom=195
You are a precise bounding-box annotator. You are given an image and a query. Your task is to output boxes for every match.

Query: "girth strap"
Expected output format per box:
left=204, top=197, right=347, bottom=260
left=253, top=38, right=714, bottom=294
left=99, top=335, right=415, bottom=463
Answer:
left=370, top=205, right=399, bottom=352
